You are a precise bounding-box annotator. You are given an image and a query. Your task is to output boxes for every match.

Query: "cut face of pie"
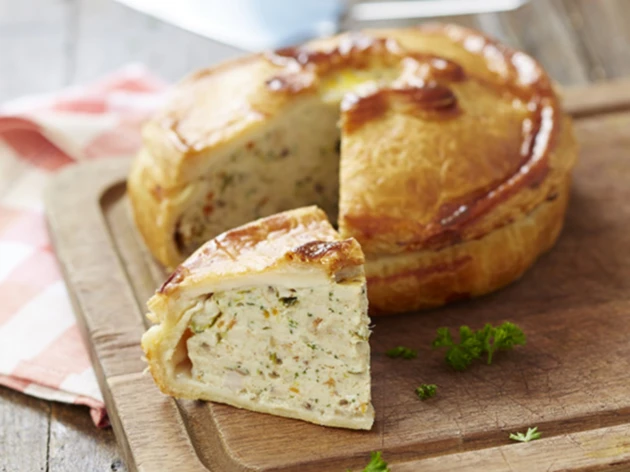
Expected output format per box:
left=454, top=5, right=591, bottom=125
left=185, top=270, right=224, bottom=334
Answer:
left=141, top=206, right=374, bottom=430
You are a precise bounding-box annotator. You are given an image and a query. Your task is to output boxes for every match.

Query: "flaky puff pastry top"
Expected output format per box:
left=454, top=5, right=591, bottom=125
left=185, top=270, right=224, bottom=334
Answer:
left=157, top=206, right=364, bottom=301
left=143, top=23, right=576, bottom=257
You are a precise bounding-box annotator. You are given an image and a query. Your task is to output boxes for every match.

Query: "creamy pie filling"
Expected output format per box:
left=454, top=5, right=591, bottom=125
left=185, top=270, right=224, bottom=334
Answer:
left=169, top=279, right=371, bottom=421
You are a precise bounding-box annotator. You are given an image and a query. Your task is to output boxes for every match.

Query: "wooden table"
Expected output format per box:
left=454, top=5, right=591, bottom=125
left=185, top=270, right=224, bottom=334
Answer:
left=1, top=0, right=629, bottom=470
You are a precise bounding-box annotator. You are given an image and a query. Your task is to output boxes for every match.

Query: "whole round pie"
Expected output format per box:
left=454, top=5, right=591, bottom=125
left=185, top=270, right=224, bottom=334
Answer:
left=129, top=23, right=578, bottom=315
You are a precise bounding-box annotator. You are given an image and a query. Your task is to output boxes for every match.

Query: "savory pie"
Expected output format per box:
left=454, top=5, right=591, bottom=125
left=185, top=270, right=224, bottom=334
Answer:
left=129, top=24, right=577, bottom=314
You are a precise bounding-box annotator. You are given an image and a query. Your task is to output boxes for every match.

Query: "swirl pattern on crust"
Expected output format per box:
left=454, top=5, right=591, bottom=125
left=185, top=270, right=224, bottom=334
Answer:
left=259, top=25, right=566, bottom=255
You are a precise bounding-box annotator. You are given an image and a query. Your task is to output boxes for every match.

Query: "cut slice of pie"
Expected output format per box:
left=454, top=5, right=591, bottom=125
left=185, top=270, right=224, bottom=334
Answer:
left=141, top=206, right=374, bottom=430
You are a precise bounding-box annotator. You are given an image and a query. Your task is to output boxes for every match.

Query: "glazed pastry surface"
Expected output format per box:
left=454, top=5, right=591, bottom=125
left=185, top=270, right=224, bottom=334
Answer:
left=129, top=24, right=577, bottom=314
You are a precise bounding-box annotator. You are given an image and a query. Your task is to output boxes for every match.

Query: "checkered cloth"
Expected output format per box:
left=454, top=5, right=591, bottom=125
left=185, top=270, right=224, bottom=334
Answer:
left=0, top=65, right=168, bottom=427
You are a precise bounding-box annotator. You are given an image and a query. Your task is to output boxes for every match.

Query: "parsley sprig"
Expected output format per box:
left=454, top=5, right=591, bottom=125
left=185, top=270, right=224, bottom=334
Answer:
left=509, top=427, right=541, bottom=442
left=432, top=322, right=526, bottom=371
left=386, top=346, right=417, bottom=359
left=359, top=451, right=390, bottom=472
left=415, top=384, right=437, bottom=400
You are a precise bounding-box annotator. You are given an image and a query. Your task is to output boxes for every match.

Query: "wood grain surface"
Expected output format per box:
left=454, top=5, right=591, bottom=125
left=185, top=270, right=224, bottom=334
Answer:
left=0, top=386, right=122, bottom=472
left=3, top=0, right=630, bottom=470
left=43, top=82, right=630, bottom=471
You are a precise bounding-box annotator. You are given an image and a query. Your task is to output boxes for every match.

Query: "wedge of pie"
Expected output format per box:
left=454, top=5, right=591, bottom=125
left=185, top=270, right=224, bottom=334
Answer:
left=141, top=206, right=374, bottom=429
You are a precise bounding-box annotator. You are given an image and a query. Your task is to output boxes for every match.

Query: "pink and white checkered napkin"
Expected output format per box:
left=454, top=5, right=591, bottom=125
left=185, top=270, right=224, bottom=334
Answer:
left=0, top=65, right=168, bottom=427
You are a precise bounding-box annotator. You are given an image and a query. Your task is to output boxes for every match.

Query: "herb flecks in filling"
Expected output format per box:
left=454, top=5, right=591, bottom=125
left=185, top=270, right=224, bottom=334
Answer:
left=280, top=296, right=298, bottom=307
left=184, top=282, right=370, bottom=421
left=175, top=105, right=341, bottom=257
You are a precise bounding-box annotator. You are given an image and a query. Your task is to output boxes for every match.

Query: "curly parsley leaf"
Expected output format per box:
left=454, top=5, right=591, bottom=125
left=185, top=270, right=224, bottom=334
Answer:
left=509, top=426, right=541, bottom=442
left=432, top=327, right=454, bottom=348
left=361, top=451, right=390, bottom=472
left=386, top=346, right=418, bottom=359
left=433, top=325, right=484, bottom=370
left=415, top=384, right=437, bottom=400
left=487, top=322, right=526, bottom=364
left=433, top=322, right=526, bottom=370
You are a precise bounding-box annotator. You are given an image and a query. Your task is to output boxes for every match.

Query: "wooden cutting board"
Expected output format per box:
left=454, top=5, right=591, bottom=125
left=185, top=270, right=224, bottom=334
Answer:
left=46, top=79, right=630, bottom=472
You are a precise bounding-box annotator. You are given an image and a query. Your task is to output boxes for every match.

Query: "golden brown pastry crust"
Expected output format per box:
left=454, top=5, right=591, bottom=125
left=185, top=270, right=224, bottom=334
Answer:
left=156, top=206, right=364, bottom=298
left=336, top=25, right=574, bottom=255
left=128, top=149, right=182, bottom=267
left=129, top=24, right=578, bottom=314
left=365, top=174, right=571, bottom=314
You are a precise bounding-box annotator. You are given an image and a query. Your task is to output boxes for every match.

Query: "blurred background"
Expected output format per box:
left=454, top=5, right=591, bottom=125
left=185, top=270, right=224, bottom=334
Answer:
left=2, top=0, right=630, bottom=103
